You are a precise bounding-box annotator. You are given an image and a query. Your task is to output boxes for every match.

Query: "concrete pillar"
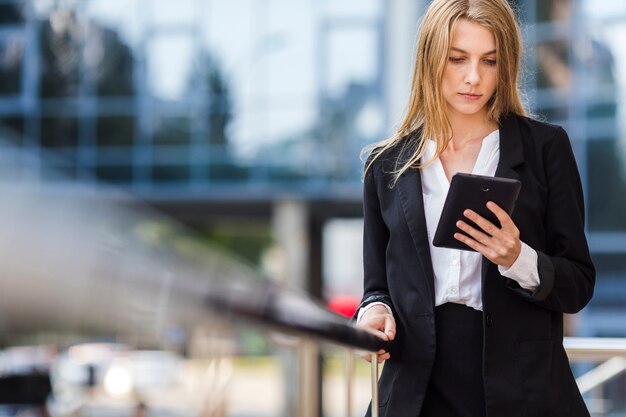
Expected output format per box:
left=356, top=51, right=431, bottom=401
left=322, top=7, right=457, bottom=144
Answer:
left=272, top=200, right=320, bottom=417
left=272, top=200, right=309, bottom=290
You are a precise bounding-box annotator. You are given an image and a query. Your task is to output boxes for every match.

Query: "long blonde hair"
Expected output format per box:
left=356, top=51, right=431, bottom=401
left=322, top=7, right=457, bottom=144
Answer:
left=363, top=0, right=526, bottom=185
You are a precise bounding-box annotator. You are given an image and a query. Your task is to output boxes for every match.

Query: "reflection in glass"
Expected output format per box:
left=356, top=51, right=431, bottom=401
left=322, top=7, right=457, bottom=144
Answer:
left=0, top=35, right=23, bottom=96
left=0, top=3, right=24, bottom=24
left=150, top=0, right=198, bottom=26
left=153, top=116, right=191, bottom=146
left=147, top=35, right=194, bottom=100
left=208, top=145, right=249, bottom=182
left=325, top=29, right=378, bottom=97
left=39, top=10, right=81, bottom=98
left=96, top=153, right=133, bottom=183
left=323, top=0, right=382, bottom=19
left=0, top=116, right=24, bottom=145
left=152, top=163, right=190, bottom=183
left=97, top=116, right=134, bottom=147
left=41, top=116, right=77, bottom=148
left=85, top=22, right=135, bottom=97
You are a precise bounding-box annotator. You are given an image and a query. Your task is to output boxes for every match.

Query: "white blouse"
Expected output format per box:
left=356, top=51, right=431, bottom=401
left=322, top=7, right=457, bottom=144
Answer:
left=421, top=129, right=539, bottom=311
left=358, top=130, right=540, bottom=320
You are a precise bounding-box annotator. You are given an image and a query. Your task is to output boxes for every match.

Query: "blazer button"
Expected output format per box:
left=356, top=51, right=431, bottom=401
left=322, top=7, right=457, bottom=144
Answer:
left=485, top=313, right=493, bottom=328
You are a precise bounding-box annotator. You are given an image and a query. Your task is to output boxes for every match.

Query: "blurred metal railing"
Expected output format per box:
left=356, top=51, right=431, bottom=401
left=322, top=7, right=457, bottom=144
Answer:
left=1, top=166, right=624, bottom=417
left=0, top=177, right=390, bottom=417
left=566, top=338, right=626, bottom=397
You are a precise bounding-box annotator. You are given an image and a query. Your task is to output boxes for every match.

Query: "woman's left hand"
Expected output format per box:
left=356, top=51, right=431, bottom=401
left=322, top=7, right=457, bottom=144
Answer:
left=454, top=201, right=521, bottom=268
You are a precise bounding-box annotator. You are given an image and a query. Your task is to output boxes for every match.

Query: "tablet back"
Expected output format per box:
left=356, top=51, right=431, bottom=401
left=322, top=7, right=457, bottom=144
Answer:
left=432, top=173, right=521, bottom=251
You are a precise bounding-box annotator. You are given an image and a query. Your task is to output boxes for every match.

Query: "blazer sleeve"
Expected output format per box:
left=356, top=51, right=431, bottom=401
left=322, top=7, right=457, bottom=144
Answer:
left=506, top=127, right=595, bottom=313
left=354, top=158, right=394, bottom=320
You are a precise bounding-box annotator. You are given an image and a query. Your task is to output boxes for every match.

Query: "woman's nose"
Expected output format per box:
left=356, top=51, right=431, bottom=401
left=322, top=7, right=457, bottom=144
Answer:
left=464, top=63, right=480, bottom=85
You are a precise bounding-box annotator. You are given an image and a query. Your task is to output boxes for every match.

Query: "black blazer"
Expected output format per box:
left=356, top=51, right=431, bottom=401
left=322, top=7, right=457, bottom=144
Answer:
left=359, top=114, right=595, bottom=417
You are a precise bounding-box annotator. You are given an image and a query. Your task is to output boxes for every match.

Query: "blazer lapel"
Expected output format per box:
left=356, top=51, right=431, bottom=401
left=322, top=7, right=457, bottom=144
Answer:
left=397, top=166, right=436, bottom=307
left=494, top=114, right=524, bottom=180
left=483, top=114, right=525, bottom=289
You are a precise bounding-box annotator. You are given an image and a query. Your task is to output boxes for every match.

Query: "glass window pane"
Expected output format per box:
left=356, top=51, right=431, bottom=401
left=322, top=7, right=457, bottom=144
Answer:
left=0, top=116, right=24, bottom=145
left=147, top=35, right=194, bottom=100
left=0, top=34, right=23, bottom=96
left=88, top=30, right=135, bottom=97
left=584, top=253, right=626, bottom=336
left=152, top=145, right=190, bottom=182
left=588, top=138, right=626, bottom=231
left=208, top=148, right=249, bottom=182
left=97, top=116, right=134, bottom=147
left=325, top=28, right=378, bottom=96
left=265, top=0, right=315, bottom=97
left=84, top=0, right=140, bottom=47
left=82, top=2, right=136, bottom=97
left=153, top=116, right=191, bottom=146
left=533, top=39, right=570, bottom=121
left=96, top=150, right=133, bottom=183
left=150, top=0, right=197, bottom=26
left=39, top=14, right=81, bottom=98
left=41, top=116, right=77, bottom=147
left=322, top=0, right=383, bottom=19
left=0, top=3, right=24, bottom=24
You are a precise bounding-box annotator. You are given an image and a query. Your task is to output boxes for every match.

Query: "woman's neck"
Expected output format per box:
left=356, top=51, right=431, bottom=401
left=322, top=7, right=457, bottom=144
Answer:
left=447, top=111, right=497, bottom=151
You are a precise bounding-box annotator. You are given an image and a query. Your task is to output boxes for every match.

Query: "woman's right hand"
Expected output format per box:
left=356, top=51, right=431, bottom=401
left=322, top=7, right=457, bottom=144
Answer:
left=355, top=304, right=396, bottom=363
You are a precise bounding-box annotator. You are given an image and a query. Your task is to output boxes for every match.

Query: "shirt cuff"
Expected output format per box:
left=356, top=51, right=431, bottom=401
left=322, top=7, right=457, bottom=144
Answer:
left=498, top=242, right=540, bottom=291
left=356, top=302, right=393, bottom=324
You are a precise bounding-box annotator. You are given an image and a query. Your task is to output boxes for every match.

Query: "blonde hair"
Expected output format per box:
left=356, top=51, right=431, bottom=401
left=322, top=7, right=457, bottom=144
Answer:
left=363, top=0, right=526, bottom=185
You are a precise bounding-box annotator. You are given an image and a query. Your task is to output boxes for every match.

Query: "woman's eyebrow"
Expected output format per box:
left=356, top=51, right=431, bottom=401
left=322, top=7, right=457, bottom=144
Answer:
left=450, top=47, right=497, bottom=55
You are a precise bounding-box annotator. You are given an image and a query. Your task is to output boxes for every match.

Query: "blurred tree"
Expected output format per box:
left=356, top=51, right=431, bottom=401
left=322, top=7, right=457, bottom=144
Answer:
left=202, top=52, right=232, bottom=149
left=1, top=5, right=234, bottom=185
left=0, top=7, right=135, bottom=180
left=153, top=50, right=234, bottom=182
left=39, top=10, right=134, bottom=98
left=185, top=50, right=232, bottom=149
left=0, top=1, right=24, bottom=139
left=0, top=35, right=22, bottom=96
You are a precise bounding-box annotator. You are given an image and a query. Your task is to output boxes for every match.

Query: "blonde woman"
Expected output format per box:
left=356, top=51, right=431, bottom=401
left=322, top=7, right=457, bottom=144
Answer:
left=355, top=0, right=595, bottom=416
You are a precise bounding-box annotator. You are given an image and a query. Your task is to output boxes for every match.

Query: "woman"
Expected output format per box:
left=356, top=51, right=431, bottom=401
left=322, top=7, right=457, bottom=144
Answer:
left=355, top=1, right=595, bottom=417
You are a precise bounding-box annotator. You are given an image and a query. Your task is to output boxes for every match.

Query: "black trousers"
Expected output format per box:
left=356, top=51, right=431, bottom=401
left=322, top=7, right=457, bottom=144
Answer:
left=420, top=303, right=487, bottom=417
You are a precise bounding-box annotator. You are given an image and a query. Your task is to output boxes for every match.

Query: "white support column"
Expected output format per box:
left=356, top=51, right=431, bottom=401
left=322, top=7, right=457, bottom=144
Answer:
left=272, top=200, right=309, bottom=290
left=272, top=200, right=320, bottom=417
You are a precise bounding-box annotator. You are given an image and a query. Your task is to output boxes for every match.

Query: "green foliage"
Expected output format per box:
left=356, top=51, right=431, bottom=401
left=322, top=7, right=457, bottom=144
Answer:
left=203, top=221, right=274, bottom=266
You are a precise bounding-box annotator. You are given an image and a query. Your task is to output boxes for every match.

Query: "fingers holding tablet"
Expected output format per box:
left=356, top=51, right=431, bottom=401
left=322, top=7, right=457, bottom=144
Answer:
left=454, top=202, right=521, bottom=267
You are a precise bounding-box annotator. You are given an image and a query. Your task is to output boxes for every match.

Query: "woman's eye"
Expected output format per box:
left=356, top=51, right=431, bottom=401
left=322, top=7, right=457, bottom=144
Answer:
left=484, top=59, right=497, bottom=66
left=448, top=57, right=464, bottom=63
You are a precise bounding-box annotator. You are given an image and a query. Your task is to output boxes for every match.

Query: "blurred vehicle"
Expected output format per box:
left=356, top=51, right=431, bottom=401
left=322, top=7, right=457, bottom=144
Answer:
left=0, top=345, right=55, bottom=417
left=49, top=343, right=189, bottom=417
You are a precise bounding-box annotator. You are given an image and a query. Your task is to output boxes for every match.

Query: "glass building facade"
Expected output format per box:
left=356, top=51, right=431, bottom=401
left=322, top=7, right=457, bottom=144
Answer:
left=1, top=0, right=626, bottom=321
left=0, top=2, right=624, bottom=296
left=0, top=0, right=388, bottom=195
left=1, top=0, right=626, bottom=412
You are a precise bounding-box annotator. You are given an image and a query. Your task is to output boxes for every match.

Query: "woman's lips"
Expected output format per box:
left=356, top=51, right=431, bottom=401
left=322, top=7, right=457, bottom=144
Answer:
left=458, top=93, right=483, bottom=100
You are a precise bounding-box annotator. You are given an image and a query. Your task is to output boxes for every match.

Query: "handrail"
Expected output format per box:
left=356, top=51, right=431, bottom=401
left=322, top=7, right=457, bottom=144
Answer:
left=564, top=337, right=626, bottom=360
left=206, top=278, right=392, bottom=353
left=564, top=337, right=626, bottom=397
left=0, top=175, right=388, bottom=353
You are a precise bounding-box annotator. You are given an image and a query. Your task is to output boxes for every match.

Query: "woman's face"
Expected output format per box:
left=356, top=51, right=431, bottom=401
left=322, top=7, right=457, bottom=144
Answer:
left=441, top=19, right=498, bottom=121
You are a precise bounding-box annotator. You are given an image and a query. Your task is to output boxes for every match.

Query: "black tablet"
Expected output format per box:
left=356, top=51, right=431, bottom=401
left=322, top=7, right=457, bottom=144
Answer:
left=432, top=173, right=522, bottom=251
